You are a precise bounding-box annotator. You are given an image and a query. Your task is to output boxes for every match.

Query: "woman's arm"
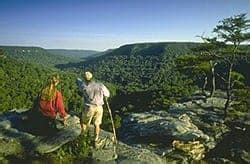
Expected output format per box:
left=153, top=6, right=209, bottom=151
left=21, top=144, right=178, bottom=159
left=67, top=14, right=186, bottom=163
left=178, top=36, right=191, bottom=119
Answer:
left=55, top=91, right=67, bottom=118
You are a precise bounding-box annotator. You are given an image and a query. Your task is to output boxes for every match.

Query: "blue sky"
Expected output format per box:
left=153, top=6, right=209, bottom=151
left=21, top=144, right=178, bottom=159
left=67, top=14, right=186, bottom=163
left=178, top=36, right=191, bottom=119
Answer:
left=0, top=0, right=249, bottom=51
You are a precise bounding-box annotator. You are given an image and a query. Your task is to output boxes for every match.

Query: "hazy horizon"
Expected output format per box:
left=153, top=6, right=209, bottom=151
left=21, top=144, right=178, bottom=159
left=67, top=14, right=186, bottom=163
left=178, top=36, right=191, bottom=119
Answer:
left=0, top=0, right=249, bottom=51
left=0, top=40, right=204, bottom=51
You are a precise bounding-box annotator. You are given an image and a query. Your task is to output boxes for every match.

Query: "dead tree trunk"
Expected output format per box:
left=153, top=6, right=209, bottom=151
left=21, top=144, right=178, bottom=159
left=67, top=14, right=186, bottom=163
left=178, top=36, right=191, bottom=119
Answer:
left=202, top=76, right=208, bottom=95
left=224, top=63, right=233, bottom=118
left=209, top=61, right=216, bottom=97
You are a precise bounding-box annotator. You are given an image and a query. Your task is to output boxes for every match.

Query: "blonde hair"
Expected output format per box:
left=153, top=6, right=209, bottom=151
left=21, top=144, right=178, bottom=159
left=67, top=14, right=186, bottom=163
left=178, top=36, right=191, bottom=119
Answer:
left=40, top=73, right=60, bottom=101
left=84, top=71, right=93, bottom=81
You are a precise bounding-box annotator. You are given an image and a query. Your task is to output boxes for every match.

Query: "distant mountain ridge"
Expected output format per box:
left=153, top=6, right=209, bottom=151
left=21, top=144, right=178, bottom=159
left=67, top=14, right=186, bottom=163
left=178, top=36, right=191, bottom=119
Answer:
left=104, top=42, right=200, bottom=57
left=47, top=49, right=100, bottom=60
left=0, top=46, right=75, bottom=66
left=0, top=46, right=102, bottom=67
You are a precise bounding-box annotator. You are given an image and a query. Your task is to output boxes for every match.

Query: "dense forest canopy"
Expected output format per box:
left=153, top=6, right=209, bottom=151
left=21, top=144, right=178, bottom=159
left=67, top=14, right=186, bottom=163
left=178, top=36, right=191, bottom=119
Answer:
left=56, top=42, right=202, bottom=111
left=47, top=49, right=100, bottom=60
left=1, top=39, right=249, bottom=114
left=57, top=42, right=199, bottom=89
left=0, top=54, right=83, bottom=112
left=0, top=43, right=200, bottom=113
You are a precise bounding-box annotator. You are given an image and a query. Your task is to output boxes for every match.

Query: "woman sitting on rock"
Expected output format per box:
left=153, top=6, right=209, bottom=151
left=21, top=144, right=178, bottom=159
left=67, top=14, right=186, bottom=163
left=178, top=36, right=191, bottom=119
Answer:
left=34, top=73, right=69, bottom=134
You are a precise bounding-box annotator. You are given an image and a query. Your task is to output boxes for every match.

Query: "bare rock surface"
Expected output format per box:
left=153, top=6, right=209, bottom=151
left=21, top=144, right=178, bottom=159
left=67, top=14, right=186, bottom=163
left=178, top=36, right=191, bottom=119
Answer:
left=119, top=92, right=231, bottom=161
left=0, top=109, right=81, bottom=155
left=0, top=109, right=164, bottom=163
left=88, top=125, right=164, bottom=163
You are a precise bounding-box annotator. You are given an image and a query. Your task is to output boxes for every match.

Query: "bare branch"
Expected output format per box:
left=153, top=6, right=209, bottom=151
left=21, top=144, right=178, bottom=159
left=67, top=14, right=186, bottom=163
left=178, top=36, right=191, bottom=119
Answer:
left=216, top=73, right=227, bottom=82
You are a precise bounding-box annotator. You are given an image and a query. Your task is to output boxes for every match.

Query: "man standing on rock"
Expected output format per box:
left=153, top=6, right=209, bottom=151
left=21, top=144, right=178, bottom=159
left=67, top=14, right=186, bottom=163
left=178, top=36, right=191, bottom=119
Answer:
left=77, top=71, right=110, bottom=144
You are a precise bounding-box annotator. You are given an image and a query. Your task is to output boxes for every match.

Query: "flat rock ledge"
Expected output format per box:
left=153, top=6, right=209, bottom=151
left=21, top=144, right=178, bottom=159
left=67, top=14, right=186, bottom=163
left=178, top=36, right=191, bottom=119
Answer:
left=87, top=125, right=164, bottom=163
left=0, top=109, right=164, bottom=163
left=120, top=93, right=231, bottom=161
left=0, top=109, right=82, bottom=155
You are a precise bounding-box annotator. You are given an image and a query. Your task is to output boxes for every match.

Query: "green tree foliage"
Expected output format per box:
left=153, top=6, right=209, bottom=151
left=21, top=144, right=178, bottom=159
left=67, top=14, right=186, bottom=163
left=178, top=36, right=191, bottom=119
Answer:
left=202, top=13, right=250, bottom=117
left=233, top=87, right=250, bottom=113
left=176, top=54, right=210, bottom=93
left=61, top=43, right=199, bottom=112
left=47, top=49, right=100, bottom=61
left=195, top=37, right=227, bottom=97
left=0, top=57, right=49, bottom=110
left=230, top=71, right=245, bottom=88
left=53, top=133, right=92, bottom=161
left=0, top=55, right=83, bottom=113
left=0, top=52, right=119, bottom=132
left=213, top=13, right=250, bottom=44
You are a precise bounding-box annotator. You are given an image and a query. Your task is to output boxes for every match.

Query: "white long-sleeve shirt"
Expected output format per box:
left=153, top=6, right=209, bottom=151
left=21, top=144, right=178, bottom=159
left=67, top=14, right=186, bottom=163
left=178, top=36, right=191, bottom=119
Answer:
left=77, top=78, right=110, bottom=106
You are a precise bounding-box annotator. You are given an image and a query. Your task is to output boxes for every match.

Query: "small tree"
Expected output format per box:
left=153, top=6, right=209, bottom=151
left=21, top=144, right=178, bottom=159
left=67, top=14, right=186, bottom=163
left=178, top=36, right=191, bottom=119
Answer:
left=210, top=13, right=250, bottom=118
left=194, top=37, right=225, bottom=97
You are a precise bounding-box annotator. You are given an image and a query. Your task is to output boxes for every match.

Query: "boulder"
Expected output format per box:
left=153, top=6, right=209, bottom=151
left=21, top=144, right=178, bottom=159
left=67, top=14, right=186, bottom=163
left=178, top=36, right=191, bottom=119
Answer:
left=172, top=140, right=205, bottom=160
left=119, top=93, right=231, bottom=161
left=0, top=109, right=81, bottom=156
left=121, top=111, right=211, bottom=161
left=86, top=125, right=164, bottom=164
left=34, top=115, right=82, bottom=154
left=122, top=112, right=210, bottom=142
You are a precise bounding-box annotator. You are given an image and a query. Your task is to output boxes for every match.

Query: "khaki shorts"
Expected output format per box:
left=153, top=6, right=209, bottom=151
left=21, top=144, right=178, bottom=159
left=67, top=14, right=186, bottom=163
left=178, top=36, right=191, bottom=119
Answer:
left=81, top=105, right=103, bottom=126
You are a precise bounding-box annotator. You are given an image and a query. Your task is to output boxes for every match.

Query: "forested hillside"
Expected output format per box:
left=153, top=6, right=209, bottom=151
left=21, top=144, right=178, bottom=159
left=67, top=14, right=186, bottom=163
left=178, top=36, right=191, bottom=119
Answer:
left=2, top=41, right=249, bottom=114
left=0, top=43, right=201, bottom=112
left=0, top=46, right=77, bottom=66
left=0, top=53, right=83, bottom=112
left=47, top=49, right=100, bottom=60
left=57, top=42, right=200, bottom=111
left=55, top=41, right=250, bottom=113
left=58, top=42, right=199, bottom=89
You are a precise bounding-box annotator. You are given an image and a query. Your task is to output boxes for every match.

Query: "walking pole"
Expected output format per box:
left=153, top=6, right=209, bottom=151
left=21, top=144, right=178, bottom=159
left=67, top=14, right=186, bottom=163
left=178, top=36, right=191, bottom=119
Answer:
left=105, top=97, right=118, bottom=158
left=105, top=97, right=118, bottom=145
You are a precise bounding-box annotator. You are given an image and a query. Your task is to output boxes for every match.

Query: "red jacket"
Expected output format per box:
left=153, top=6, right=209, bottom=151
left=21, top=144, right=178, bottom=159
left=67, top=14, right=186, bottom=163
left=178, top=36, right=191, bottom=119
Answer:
left=39, top=90, right=67, bottom=119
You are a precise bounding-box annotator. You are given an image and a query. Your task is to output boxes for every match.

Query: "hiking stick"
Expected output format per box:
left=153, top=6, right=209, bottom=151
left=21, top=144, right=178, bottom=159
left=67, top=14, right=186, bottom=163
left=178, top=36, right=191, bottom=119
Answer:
left=105, top=97, right=118, bottom=145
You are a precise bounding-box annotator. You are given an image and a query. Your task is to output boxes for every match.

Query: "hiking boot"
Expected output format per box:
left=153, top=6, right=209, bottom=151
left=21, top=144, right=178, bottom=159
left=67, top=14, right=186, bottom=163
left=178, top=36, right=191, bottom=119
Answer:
left=94, top=138, right=106, bottom=149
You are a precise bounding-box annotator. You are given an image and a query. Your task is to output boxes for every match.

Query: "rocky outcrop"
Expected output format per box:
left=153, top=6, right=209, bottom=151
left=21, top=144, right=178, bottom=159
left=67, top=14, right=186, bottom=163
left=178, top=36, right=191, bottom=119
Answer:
left=205, top=113, right=250, bottom=163
left=1, top=91, right=249, bottom=163
left=0, top=109, right=164, bottom=163
left=83, top=125, right=164, bottom=163
left=119, top=92, right=231, bottom=161
left=120, top=111, right=214, bottom=160
left=0, top=109, right=81, bottom=156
